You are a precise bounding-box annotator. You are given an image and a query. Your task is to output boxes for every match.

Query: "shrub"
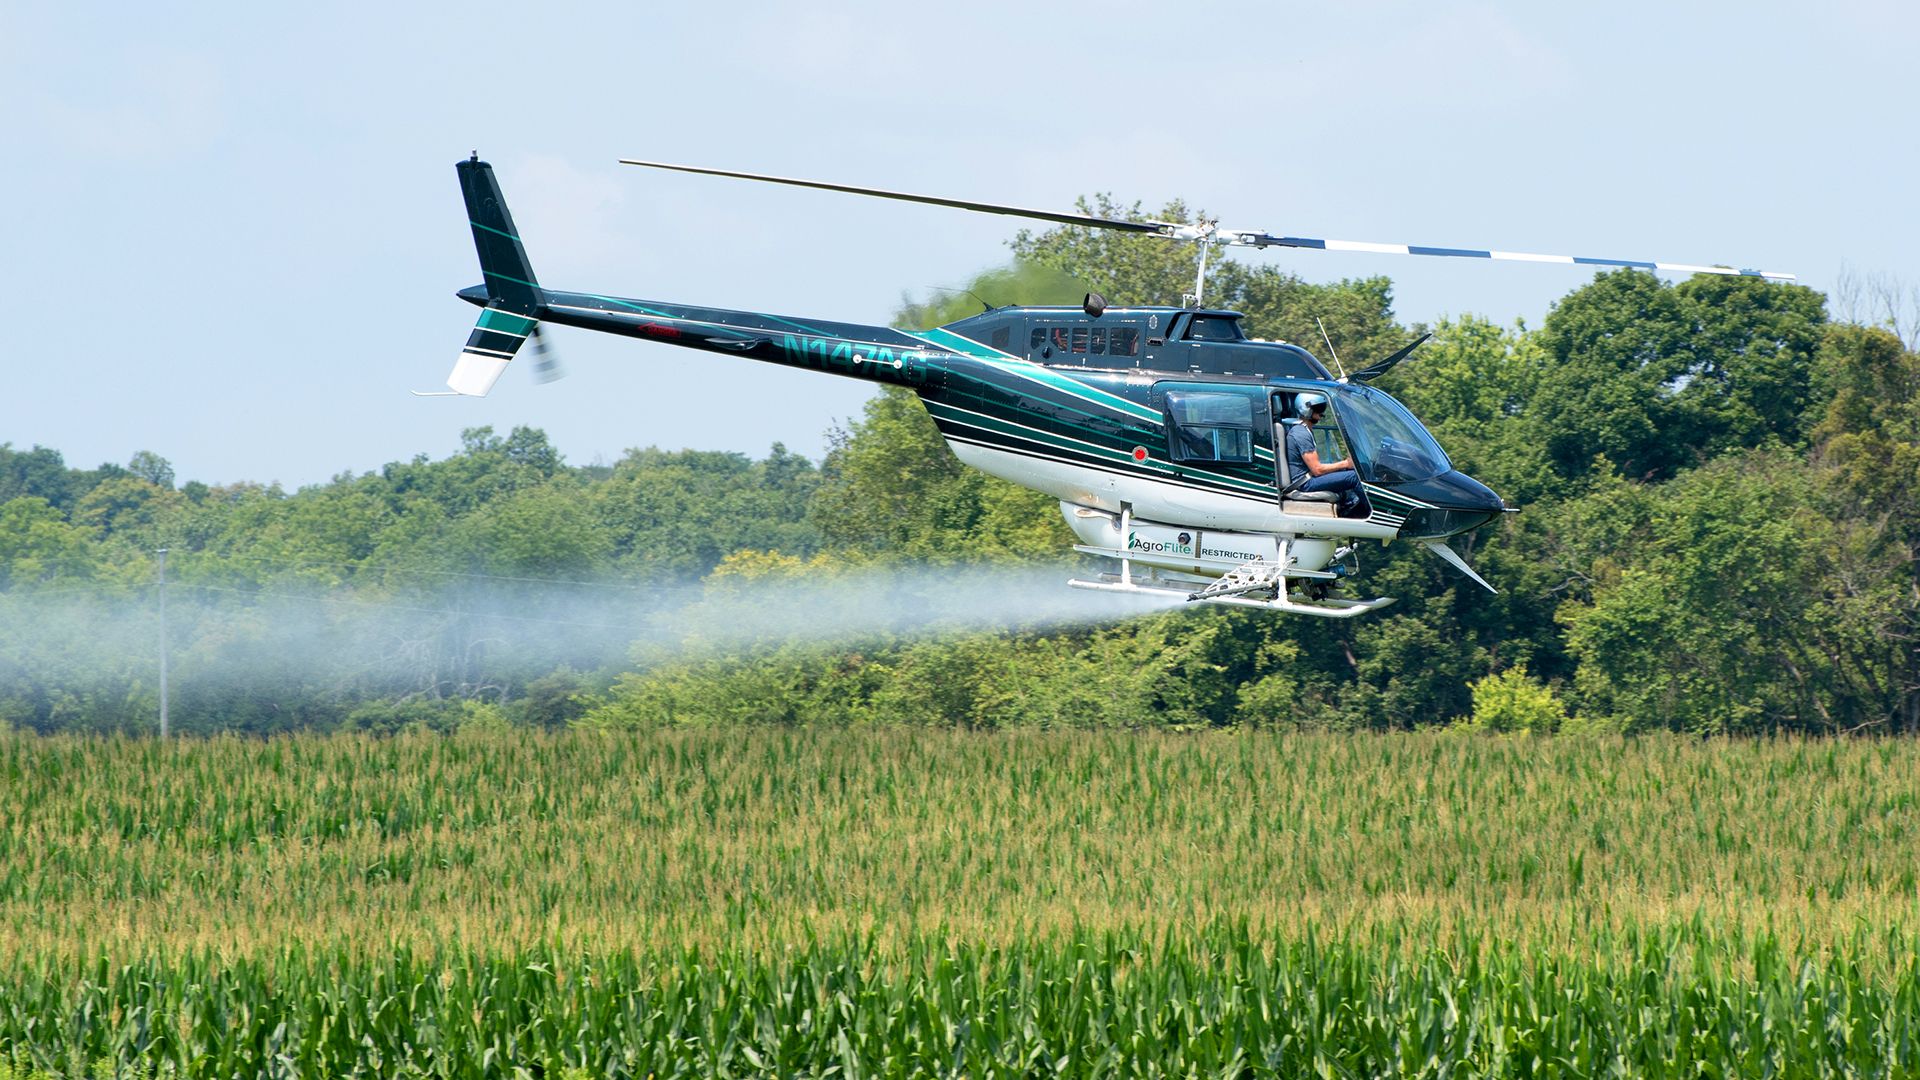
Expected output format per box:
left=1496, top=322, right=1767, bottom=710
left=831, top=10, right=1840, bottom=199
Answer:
left=1463, top=664, right=1568, bottom=733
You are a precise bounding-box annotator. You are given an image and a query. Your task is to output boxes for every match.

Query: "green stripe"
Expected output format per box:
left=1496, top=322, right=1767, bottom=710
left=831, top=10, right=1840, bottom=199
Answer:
left=942, top=368, right=1160, bottom=441
left=925, top=401, right=1138, bottom=467
left=478, top=309, right=537, bottom=334
left=927, top=401, right=1276, bottom=498
left=913, top=337, right=1163, bottom=423
left=911, top=327, right=1011, bottom=360
left=581, top=295, right=833, bottom=338
left=470, top=220, right=521, bottom=242
left=484, top=269, right=540, bottom=290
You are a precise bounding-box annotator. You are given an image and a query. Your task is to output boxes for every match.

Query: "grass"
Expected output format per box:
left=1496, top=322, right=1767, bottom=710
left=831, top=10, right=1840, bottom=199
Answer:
left=0, top=728, right=1915, bottom=1075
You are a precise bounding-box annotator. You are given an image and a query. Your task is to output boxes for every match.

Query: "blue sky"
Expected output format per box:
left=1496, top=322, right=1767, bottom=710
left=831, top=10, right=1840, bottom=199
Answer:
left=5, top=2, right=1915, bottom=487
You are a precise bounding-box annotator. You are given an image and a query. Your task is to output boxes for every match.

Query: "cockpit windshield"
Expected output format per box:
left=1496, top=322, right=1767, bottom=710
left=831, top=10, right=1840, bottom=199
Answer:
left=1328, top=383, right=1451, bottom=483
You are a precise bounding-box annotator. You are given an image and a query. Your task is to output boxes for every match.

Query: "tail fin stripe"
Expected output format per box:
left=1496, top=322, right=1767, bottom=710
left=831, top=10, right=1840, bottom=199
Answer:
left=465, top=328, right=530, bottom=355
left=484, top=269, right=540, bottom=291
left=477, top=309, right=537, bottom=335
left=469, top=220, right=522, bottom=242
left=444, top=157, right=542, bottom=396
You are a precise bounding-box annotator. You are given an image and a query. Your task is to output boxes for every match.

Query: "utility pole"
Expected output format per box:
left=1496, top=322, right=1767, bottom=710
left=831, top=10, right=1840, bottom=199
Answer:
left=156, top=548, right=169, bottom=739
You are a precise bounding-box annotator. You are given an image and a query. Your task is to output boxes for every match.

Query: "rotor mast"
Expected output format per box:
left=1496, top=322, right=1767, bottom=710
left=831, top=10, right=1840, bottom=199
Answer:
left=1187, top=222, right=1217, bottom=308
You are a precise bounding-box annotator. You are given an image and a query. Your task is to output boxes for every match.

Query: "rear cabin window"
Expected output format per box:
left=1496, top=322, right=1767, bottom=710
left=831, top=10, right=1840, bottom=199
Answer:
left=1185, top=316, right=1245, bottom=342
left=1030, top=323, right=1140, bottom=359
left=1164, top=390, right=1256, bottom=464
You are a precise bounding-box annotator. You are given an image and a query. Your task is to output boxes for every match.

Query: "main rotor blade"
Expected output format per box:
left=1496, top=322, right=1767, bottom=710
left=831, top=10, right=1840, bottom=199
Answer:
left=619, top=158, right=1173, bottom=236
left=621, top=158, right=1793, bottom=282
left=1228, top=230, right=1794, bottom=281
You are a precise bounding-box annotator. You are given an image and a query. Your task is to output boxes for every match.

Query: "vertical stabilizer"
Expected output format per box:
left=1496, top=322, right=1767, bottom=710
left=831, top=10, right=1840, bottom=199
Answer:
left=444, top=155, right=544, bottom=396
left=457, top=155, right=541, bottom=314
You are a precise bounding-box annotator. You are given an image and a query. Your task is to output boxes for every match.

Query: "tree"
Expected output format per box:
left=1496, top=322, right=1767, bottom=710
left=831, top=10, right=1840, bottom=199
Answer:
left=1376, top=314, right=1556, bottom=505
left=1529, top=270, right=1827, bottom=486
left=590, top=445, right=822, bottom=580
left=1009, top=197, right=1408, bottom=364
left=0, top=497, right=101, bottom=588
left=126, top=450, right=176, bottom=490
left=894, top=261, right=1083, bottom=328
left=1011, top=195, right=1215, bottom=307
left=1805, top=324, right=1920, bottom=730
left=0, top=445, right=76, bottom=511
left=72, top=475, right=180, bottom=539
left=1560, top=451, right=1848, bottom=733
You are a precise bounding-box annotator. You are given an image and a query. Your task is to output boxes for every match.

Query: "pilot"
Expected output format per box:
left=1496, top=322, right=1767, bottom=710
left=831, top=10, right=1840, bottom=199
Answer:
left=1286, top=392, right=1372, bottom=519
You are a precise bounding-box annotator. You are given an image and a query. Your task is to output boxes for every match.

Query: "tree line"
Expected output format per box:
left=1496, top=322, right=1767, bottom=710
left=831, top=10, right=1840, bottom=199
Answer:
left=2, top=203, right=1915, bottom=734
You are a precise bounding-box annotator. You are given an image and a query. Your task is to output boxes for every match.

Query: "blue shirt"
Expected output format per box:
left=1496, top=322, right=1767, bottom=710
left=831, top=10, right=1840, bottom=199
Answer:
left=1283, top=421, right=1318, bottom=488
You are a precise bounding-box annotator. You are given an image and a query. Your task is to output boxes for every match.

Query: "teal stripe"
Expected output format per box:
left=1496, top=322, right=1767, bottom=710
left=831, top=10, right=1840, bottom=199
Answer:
left=581, top=295, right=832, bottom=338
left=924, top=401, right=1138, bottom=467
left=478, top=309, right=536, bottom=334
left=911, top=327, right=1011, bottom=360
left=484, top=269, right=540, bottom=290
left=942, top=368, right=1160, bottom=441
left=928, top=400, right=1276, bottom=498
left=913, top=337, right=1162, bottom=423
left=470, top=220, right=521, bottom=242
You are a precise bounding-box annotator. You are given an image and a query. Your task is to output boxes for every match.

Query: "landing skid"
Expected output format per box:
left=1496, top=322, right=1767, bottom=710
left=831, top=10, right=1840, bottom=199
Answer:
left=1069, top=547, right=1395, bottom=618
left=1069, top=573, right=1396, bottom=616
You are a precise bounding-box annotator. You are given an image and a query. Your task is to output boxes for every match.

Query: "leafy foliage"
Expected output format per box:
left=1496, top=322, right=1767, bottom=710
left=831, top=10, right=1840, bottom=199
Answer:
left=2, top=229, right=1918, bottom=735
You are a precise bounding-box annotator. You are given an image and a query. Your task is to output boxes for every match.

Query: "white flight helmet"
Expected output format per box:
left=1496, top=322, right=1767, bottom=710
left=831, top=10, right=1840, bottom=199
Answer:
left=1295, top=391, right=1329, bottom=413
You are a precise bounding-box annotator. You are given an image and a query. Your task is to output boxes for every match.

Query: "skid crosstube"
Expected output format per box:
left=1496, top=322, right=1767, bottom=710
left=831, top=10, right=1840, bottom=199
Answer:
left=1067, top=575, right=1395, bottom=617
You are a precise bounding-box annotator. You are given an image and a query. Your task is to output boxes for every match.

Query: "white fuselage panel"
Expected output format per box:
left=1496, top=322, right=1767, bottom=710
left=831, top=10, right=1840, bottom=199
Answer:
left=945, top=440, right=1397, bottom=540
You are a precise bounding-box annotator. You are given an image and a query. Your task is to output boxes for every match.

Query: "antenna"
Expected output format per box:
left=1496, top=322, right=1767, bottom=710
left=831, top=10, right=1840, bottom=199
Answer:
left=925, top=284, right=996, bottom=313
left=1316, top=318, right=1348, bottom=381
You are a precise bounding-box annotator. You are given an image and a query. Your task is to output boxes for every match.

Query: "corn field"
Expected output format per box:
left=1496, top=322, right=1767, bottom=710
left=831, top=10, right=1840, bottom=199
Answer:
left=0, top=729, right=1916, bottom=1076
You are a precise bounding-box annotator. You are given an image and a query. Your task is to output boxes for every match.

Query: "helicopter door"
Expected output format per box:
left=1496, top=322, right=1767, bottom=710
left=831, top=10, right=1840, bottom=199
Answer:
left=1273, top=389, right=1350, bottom=502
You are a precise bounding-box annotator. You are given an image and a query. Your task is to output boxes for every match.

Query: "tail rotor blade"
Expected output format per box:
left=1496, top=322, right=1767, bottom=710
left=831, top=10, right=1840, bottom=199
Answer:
left=529, top=325, right=565, bottom=384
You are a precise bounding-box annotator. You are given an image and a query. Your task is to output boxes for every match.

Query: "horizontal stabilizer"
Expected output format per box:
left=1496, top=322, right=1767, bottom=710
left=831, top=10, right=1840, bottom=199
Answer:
left=444, top=306, right=539, bottom=396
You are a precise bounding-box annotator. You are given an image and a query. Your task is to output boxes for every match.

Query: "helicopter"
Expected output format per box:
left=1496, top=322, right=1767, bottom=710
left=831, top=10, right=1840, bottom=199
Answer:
left=431, top=154, right=1793, bottom=617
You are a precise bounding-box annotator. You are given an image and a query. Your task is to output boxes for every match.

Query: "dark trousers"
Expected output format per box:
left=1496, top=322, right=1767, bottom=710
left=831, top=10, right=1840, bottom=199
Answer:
left=1300, top=470, right=1372, bottom=518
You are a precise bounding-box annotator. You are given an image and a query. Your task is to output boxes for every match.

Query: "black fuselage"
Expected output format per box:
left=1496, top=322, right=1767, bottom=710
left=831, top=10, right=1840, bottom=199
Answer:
left=465, top=285, right=1504, bottom=539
